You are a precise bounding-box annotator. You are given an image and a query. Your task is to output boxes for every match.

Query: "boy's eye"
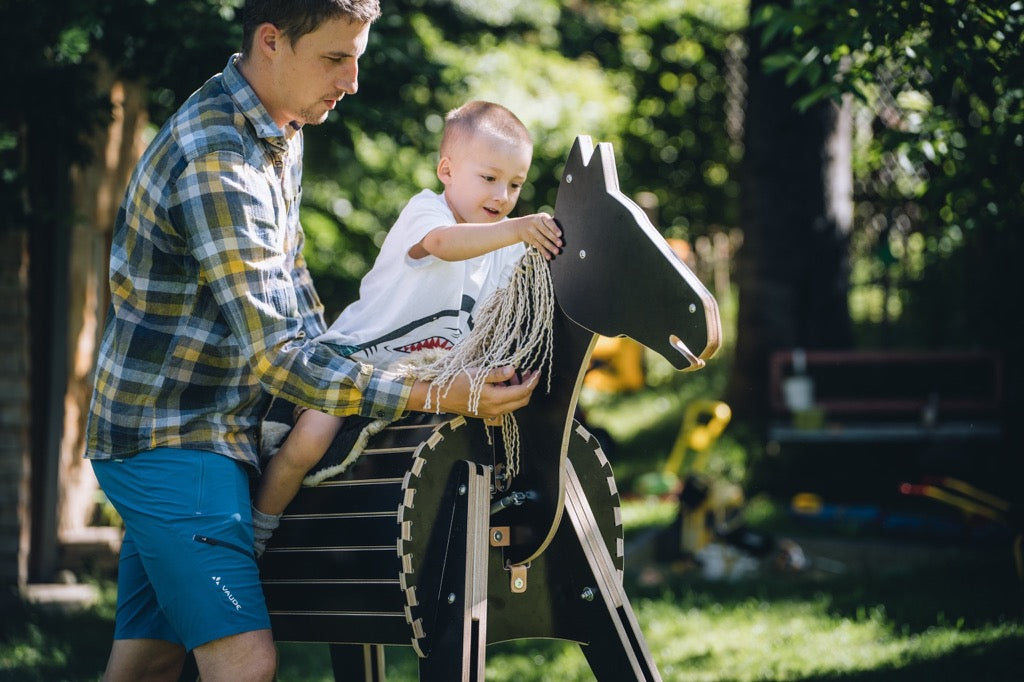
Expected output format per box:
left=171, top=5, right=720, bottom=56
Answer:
left=481, top=175, right=495, bottom=182
left=511, top=183, right=522, bottom=191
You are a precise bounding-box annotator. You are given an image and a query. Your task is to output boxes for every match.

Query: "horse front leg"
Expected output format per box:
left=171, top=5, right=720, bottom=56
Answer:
left=562, top=458, right=662, bottom=682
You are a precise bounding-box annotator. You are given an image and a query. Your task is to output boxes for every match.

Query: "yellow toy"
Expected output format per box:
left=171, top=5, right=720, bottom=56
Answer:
left=583, top=335, right=646, bottom=393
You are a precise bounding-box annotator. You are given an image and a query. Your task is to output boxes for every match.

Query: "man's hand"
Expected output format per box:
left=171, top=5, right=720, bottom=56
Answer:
left=407, top=366, right=539, bottom=419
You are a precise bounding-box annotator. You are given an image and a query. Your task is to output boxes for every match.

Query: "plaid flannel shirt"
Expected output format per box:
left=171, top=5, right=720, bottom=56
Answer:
left=85, top=55, right=413, bottom=468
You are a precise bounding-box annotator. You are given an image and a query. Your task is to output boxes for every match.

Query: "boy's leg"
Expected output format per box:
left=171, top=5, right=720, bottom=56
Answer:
left=254, top=409, right=345, bottom=516
left=252, top=409, right=345, bottom=554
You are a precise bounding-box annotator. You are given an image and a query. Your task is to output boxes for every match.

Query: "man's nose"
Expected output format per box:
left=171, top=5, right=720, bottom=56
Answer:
left=338, top=62, right=359, bottom=94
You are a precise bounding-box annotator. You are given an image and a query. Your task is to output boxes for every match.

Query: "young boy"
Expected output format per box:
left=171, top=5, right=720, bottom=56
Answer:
left=252, top=101, right=562, bottom=552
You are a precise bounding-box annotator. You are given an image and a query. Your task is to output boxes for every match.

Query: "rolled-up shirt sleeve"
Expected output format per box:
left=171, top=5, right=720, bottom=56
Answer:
left=174, top=150, right=413, bottom=420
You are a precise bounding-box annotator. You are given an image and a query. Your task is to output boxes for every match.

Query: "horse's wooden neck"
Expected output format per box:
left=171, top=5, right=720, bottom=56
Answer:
left=488, top=297, right=599, bottom=566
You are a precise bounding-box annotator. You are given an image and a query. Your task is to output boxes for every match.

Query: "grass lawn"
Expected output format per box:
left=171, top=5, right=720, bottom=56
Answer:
left=3, top=496, right=1021, bottom=681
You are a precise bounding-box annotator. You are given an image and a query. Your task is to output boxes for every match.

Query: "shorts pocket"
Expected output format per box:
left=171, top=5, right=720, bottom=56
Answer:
left=193, top=533, right=254, bottom=558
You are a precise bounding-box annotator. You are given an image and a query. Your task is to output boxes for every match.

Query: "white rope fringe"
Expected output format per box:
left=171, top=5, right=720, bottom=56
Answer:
left=399, top=247, right=555, bottom=480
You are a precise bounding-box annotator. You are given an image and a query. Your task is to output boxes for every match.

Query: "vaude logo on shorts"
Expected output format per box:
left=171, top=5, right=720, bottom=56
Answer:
left=211, top=576, right=243, bottom=611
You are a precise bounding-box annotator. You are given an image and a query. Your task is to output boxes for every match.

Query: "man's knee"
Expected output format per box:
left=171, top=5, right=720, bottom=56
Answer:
left=194, top=629, right=277, bottom=682
left=103, top=639, right=187, bottom=682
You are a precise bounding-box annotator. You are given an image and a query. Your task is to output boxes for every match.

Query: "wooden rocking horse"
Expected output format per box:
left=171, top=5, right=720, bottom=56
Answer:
left=259, top=135, right=722, bottom=681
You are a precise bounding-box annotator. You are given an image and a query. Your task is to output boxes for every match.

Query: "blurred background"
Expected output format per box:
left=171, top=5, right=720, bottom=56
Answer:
left=2, top=0, right=1022, bottom=679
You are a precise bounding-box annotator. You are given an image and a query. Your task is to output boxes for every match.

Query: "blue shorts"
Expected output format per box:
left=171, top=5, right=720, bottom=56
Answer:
left=92, top=448, right=271, bottom=651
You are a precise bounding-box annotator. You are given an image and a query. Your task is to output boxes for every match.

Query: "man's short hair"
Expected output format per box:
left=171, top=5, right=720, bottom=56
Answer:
left=440, top=101, right=533, bottom=158
left=241, top=0, right=381, bottom=54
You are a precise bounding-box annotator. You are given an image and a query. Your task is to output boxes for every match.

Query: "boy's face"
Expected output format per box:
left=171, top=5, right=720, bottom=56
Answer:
left=437, top=131, right=532, bottom=224
left=259, top=17, right=370, bottom=129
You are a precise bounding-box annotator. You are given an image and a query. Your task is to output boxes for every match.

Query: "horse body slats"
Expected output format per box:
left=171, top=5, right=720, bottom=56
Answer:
left=263, top=579, right=405, bottom=613
left=269, top=612, right=412, bottom=646
left=274, top=514, right=399, bottom=549
left=282, top=479, right=403, bottom=515
left=340, top=450, right=423, bottom=480
left=261, top=547, right=402, bottom=581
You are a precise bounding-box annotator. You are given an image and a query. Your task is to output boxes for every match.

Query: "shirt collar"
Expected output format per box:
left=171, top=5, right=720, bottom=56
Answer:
left=222, top=54, right=302, bottom=143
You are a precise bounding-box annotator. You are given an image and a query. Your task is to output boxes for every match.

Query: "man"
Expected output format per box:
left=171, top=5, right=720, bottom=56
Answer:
left=85, top=2, right=538, bottom=680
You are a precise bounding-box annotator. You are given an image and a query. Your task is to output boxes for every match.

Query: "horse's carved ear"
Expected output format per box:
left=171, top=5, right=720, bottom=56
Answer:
left=562, top=135, right=595, bottom=183
left=567, top=135, right=595, bottom=168
left=562, top=135, right=619, bottom=195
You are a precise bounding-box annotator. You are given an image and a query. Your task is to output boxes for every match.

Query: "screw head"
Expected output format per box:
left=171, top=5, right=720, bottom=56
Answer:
left=566, top=174, right=573, bottom=183
left=513, top=577, right=525, bottom=590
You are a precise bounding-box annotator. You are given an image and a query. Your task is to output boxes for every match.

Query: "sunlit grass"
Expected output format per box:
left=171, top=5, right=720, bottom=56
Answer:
left=635, top=597, right=1022, bottom=682
left=4, top=530, right=1021, bottom=682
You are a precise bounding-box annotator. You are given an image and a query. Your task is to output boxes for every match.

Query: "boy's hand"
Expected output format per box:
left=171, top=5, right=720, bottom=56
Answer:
left=515, top=213, right=562, bottom=260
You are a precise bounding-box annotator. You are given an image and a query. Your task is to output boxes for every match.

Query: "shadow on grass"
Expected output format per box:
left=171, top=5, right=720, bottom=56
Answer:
left=627, top=545, right=1024, bottom=635
left=0, top=589, right=114, bottom=682
left=793, top=636, right=1024, bottom=682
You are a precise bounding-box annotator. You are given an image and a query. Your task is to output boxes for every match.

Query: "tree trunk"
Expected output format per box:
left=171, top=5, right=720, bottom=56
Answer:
left=727, top=0, right=853, bottom=425
left=59, top=59, right=149, bottom=537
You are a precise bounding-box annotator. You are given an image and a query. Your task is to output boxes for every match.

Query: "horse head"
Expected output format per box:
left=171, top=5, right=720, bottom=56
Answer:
left=550, top=135, right=721, bottom=371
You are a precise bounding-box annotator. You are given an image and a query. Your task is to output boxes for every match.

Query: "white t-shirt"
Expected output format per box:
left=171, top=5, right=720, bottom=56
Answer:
left=319, top=189, right=526, bottom=366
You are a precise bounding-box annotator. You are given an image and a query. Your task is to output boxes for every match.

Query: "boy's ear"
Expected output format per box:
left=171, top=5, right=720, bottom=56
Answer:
left=436, top=156, right=453, bottom=185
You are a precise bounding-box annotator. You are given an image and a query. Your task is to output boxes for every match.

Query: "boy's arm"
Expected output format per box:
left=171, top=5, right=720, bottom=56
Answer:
left=409, top=213, right=562, bottom=261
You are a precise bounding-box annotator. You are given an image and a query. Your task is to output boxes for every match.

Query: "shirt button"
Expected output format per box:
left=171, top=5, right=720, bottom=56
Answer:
left=376, top=410, right=386, bottom=418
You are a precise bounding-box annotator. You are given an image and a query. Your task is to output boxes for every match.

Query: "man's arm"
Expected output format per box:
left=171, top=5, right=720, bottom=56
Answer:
left=180, top=151, right=412, bottom=420
left=408, top=213, right=562, bottom=262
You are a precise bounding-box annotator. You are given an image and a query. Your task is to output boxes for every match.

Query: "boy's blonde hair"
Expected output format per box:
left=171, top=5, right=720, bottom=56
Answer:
left=440, top=101, right=533, bottom=157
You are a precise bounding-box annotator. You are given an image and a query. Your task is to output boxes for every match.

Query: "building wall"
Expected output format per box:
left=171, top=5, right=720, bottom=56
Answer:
left=0, top=229, right=31, bottom=587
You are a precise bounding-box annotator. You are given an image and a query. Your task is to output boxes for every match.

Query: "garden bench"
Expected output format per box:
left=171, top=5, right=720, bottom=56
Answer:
left=764, top=348, right=1005, bottom=504
left=767, top=348, right=1004, bottom=447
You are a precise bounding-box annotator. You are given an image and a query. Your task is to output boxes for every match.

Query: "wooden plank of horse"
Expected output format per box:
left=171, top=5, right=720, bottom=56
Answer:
left=260, top=135, right=722, bottom=681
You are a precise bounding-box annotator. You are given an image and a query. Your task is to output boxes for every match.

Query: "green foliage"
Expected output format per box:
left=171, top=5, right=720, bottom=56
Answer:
left=298, top=0, right=749, bottom=313
left=0, top=0, right=239, bottom=230
left=753, top=1, right=1024, bottom=352
left=2, top=0, right=748, bottom=309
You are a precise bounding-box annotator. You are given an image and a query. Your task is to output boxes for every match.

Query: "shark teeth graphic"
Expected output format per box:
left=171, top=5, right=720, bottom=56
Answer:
left=395, top=337, right=455, bottom=353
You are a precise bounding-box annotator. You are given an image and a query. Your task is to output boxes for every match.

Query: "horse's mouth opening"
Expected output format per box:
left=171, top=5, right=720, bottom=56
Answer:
left=669, top=334, right=705, bottom=372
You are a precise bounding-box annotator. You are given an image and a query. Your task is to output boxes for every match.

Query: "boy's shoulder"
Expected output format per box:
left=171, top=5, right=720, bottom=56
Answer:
left=395, top=188, right=452, bottom=224
left=405, top=188, right=446, bottom=209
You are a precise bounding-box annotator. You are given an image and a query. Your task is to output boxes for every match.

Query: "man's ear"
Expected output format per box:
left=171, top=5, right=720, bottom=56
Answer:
left=254, top=22, right=285, bottom=59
